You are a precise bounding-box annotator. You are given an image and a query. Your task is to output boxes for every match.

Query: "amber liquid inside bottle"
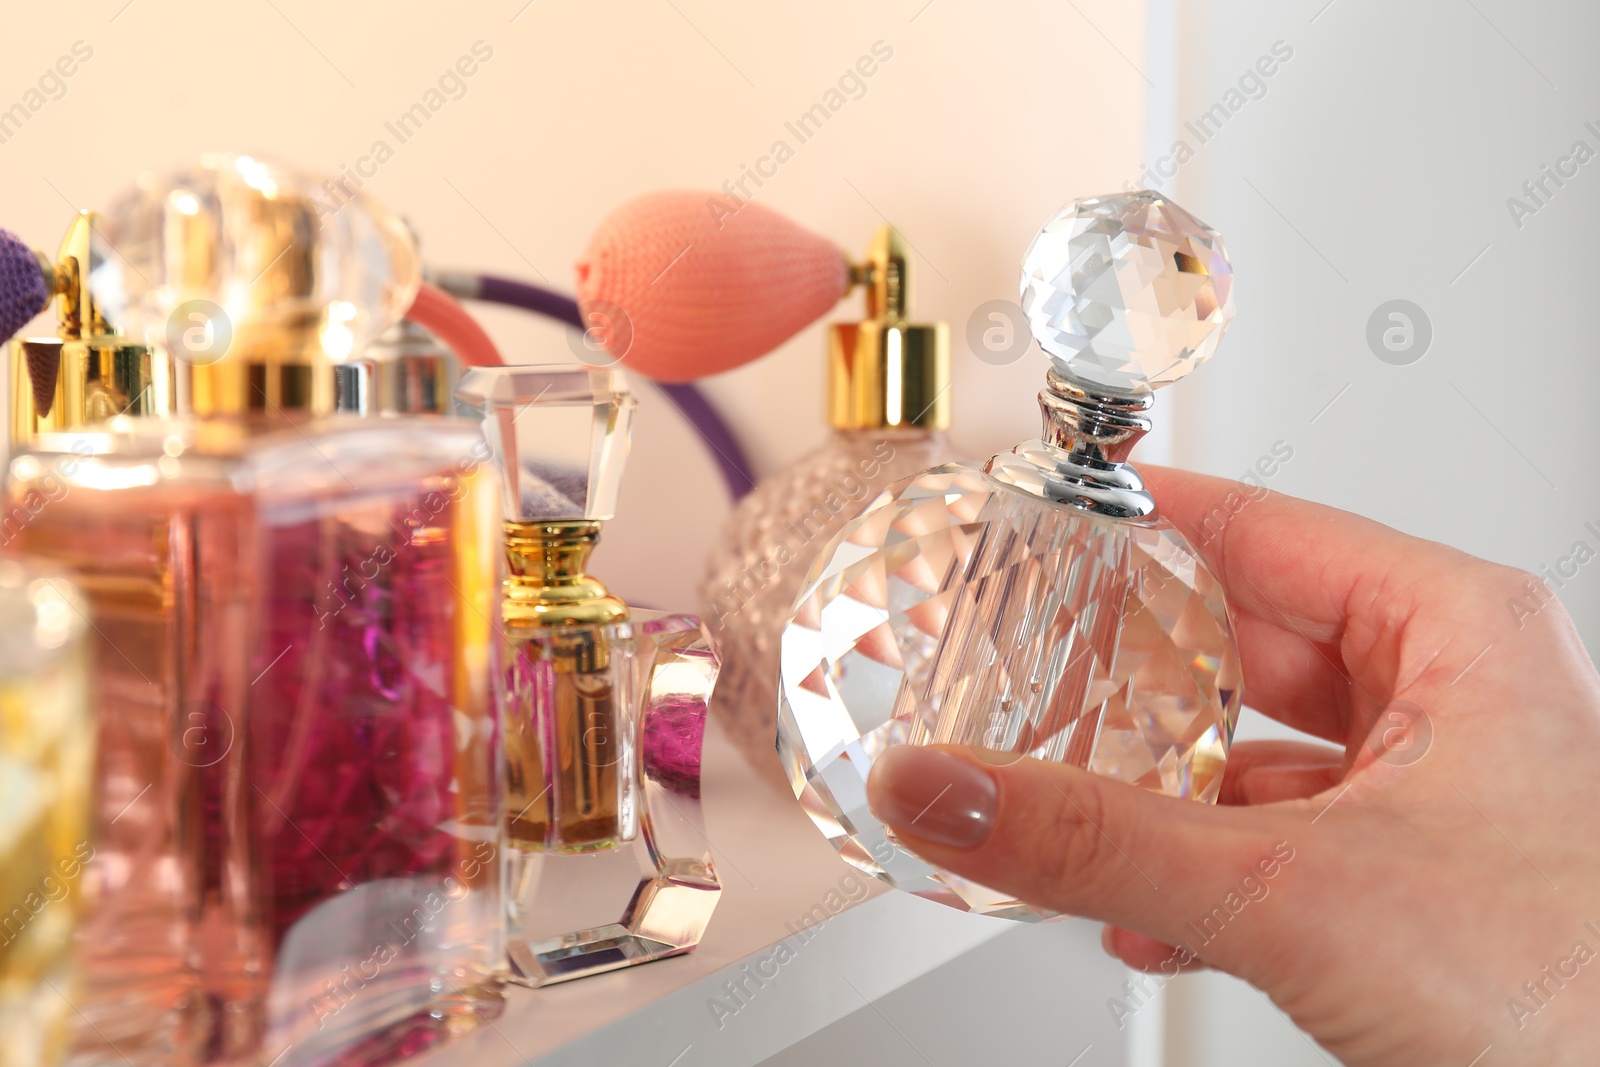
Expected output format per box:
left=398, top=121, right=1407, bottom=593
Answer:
left=506, top=629, right=634, bottom=853
left=501, top=519, right=638, bottom=856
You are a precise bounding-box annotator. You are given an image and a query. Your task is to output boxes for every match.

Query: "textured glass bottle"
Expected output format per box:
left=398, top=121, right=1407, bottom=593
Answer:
left=702, top=225, right=952, bottom=781
left=778, top=192, right=1243, bottom=920
left=7, top=156, right=505, bottom=1066
left=458, top=365, right=723, bottom=988
left=0, top=561, right=92, bottom=1067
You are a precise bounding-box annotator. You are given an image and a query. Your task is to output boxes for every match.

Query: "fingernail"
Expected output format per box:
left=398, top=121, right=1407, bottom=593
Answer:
left=867, top=746, right=997, bottom=849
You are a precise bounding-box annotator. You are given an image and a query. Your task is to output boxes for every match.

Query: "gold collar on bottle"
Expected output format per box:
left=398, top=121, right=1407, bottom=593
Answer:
left=827, top=225, right=949, bottom=432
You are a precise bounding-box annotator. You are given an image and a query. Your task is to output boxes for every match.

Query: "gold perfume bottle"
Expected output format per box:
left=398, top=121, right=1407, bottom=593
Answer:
left=501, top=519, right=631, bottom=851
left=0, top=561, right=92, bottom=1067
left=7, top=213, right=198, bottom=1066
left=458, top=365, right=723, bottom=986
left=9, top=212, right=177, bottom=441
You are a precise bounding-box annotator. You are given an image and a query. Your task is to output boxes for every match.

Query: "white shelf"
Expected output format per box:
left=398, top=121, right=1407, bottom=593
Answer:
left=414, top=721, right=1129, bottom=1066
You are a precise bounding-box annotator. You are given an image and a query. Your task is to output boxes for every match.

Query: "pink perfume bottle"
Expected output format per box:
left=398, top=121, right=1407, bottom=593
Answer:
left=7, top=156, right=504, bottom=1066
left=0, top=560, right=92, bottom=1067
left=701, top=225, right=952, bottom=780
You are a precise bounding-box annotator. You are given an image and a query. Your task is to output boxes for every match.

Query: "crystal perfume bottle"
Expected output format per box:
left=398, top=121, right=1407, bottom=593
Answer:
left=457, top=364, right=723, bottom=986
left=7, top=156, right=505, bottom=1065
left=702, top=225, right=952, bottom=781
left=0, top=561, right=92, bottom=1067
left=777, top=191, right=1242, bottom=921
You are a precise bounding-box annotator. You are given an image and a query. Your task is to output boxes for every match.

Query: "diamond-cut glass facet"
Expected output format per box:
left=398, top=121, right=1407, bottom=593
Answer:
left=1020, top=190, right=1234, bottom=396
left=777, top=464, right=1240, bottom=920
left=456, top=366, right=636, bottom=522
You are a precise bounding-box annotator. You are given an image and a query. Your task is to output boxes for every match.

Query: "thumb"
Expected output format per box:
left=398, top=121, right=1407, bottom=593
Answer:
left=867, top=745, right=1303, bottom=975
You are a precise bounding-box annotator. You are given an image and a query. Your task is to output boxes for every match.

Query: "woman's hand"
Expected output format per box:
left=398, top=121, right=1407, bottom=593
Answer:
left=867, top=466, right=1600, bottom=1066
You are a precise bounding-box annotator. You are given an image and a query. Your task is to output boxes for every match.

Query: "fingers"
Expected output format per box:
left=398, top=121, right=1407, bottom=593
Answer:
left=1102, top=926, right=1210, bottom=974
left=1218, top=740, right=1346, bottom=806
left=868, top=745, right=1300, bottom=974
left=1143, top=466, right=1489, bottom=682
left=1227, top=612, right=1354, bottom=743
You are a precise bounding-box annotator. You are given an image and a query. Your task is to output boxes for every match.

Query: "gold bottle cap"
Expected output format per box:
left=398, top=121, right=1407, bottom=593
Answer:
left=175, top=180, right=395, bottom=419
left=96, top=154, right=419, bottom=420
left=503, top=520, right=628, bottom=632
left=827, top=224, right=949, bottom=432
left=10, top=212, right=175, bottom=451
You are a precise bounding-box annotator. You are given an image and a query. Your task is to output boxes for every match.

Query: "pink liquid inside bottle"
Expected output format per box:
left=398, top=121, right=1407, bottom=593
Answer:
left=13, top=422, right=506, bottom=1067
left=7, top=154, right=508, bottom=1066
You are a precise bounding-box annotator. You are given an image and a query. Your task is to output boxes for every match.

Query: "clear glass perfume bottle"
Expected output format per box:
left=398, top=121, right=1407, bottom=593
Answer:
left=7, top=156, right=504, bottom=1065
left=457, top=365, right=723, bottom=987
left=0, top=560, right=92, bottom=1067
left=777, top=191, right=1243, bottom=921
left=702, top=225, right=952, bottom=781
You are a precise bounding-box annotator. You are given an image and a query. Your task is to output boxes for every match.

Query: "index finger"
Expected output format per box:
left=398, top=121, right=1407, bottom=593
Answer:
left=1144, top=465, right=1491, bottom=727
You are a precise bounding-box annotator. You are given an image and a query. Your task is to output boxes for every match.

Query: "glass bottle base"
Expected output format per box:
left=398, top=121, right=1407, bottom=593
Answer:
left=503, top=612, right=723, bottom=986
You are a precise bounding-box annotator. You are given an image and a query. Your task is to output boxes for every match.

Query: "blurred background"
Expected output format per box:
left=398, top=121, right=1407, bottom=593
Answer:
left=2, top=0, right=1594, bottom=1063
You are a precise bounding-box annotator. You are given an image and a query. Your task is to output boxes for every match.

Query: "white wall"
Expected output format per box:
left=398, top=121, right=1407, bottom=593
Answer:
left=1155, top=2, right=1600, bottom=1064
left=1160, top=0, right=1600, bottom=631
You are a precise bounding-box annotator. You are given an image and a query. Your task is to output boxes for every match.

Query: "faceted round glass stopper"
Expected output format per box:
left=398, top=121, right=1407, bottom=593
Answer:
left=777, top=464, right=1240, bottom=920
left=90, top=153, right=419, bottom=362
left=1020, top=190, right=1234, bottom=396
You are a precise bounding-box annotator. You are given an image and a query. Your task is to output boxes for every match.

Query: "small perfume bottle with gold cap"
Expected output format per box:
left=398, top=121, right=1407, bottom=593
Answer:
left=8, top=155, right=505, bottom=1065
left=9, top=209, right=177, bottom=436
left=700, top=225, right=952, bottom=782
left=457, top=364, right=722, bottom=987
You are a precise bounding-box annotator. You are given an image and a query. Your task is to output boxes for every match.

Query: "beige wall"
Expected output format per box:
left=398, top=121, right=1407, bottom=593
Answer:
left=0, top=0, right=1145, bottom=609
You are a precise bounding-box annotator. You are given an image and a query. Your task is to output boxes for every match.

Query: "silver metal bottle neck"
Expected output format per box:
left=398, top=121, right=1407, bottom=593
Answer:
left=983, top=369, right=1157, bottom=520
